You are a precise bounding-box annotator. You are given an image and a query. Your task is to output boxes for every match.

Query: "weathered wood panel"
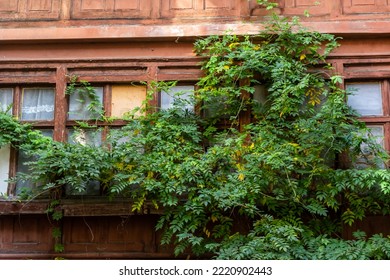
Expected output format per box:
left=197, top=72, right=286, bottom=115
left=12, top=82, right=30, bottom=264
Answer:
left=343, top=215, right=390, bottom=239
left=160, top=0, right=241, bottom=18
left=63, top=216, right=158, bottom=254
left=70, top=0, right=153, bottom=19
left=282, top=0, right=332, bottom=16
left=0, top=215, right=54, bottom=254
left=0, top=213, right=173, bottom=259
left=342, top=0, right=390, bottom=14
left=111, top=85, right=146, bottom=118
left=0, top=0, right=61, bottom=21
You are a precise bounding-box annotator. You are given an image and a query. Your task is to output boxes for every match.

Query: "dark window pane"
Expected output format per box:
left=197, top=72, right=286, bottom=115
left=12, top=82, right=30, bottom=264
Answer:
left=65, top=180, right=101, bottom=196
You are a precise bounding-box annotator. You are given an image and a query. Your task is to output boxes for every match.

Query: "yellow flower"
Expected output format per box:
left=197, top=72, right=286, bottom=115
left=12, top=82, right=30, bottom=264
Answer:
left=126, top=164, right=135, bottom=171
left=236, top=163, right=244, bottom=171
left=203, top=227, right=211, bottom=237
left=116, top=162, right=124, bottom=170
left=229, top=42, right=239, bottom=49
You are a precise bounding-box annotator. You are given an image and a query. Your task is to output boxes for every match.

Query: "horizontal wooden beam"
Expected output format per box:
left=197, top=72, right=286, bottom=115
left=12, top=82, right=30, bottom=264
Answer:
left=0, top=199, right=164, bottom=216
left=2, top=20, right=390, bottom=44
left=0, top=252, right=174, bottom=259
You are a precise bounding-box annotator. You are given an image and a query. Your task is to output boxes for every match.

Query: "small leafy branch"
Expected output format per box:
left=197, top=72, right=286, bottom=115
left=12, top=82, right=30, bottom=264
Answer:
left=46, top=199, right=64, bottom=253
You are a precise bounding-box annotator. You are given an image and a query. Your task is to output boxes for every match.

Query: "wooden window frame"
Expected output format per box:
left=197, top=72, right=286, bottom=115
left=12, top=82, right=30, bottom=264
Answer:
left=2, top=84, right=56, bottom=196
left=0, top=62, right=203, bottom=199
left=1, top=81, right=148, bottom=197
left=346, top=79, right=390, bottom=153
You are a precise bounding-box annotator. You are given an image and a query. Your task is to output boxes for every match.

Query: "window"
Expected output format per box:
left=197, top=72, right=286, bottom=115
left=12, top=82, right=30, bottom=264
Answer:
left=1, top=83, right=147, bottom=197
left=0, top=89, right=13, bottom=195
left=67, top=84, right=146, bottom=196
left=1, top=86, right=56, bottom=195
left=346, top=81, right=388, bottom=167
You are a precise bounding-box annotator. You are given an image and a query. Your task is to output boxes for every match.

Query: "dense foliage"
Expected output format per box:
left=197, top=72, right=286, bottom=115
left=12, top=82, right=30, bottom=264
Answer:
left=2, top=9, right=390, bottom=259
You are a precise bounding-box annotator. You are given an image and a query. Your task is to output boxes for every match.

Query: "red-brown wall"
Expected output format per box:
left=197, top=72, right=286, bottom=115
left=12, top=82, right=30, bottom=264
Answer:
left=2, top=0, right=390, bottom=259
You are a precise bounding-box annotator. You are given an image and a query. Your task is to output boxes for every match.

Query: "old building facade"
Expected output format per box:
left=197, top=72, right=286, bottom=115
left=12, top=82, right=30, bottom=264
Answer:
left=1, top=0, right=390, bottom=258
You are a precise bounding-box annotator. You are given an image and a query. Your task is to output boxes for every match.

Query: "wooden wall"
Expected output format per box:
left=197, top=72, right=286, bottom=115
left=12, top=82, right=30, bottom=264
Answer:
left=0, top=214, right=173, bottom=259
left=1, top=0, right=390, bottom=41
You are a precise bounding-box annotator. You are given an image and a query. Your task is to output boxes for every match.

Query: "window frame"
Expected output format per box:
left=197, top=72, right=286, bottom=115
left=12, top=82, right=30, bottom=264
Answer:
left=1, top=82, right=148, bottom=197
left=345, top=79, right=390, bottom=165
left=0, top=84, right=56, bottom=196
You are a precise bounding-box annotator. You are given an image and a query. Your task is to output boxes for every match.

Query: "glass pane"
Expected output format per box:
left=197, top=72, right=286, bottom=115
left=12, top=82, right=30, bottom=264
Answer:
left=111, top=85, right=146, bottom=118
left=356, top=125, right=385, bottom=169
left=15, top=150, right=32, bottom=195
left=68, top=87, right=103, bottom=120
left=0, top=144, right=10, bottom=195
left=0, top=88, right=13, bottom=114
left=68, top=129, right=102, bottom=147
left=15, top=129, right=53, bottom=195
left=365, top=125, right=384, bottom=147
left=108, top=127, right=131, bottom=145
left=21, top=88, right=55, bottom=120
left=66, top=128, right=102, bottom=196
left=40, top=129, right=54, bottom=138
left=346, top=83, right=382, bottom=116
left=253, top=85, right=267, bottom=104
left=65, top=180, right=101, bottom=196
left=161, top=85, right=194, bottom=111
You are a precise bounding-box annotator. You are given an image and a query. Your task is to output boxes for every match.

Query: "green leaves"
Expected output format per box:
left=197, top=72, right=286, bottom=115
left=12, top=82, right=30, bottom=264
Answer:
left=191, top=11, right=390, bottom=259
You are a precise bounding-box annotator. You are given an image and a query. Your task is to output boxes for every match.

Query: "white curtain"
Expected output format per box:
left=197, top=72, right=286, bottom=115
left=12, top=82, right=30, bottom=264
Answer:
left=21, top=88, right=55, bottom=120
left=0, top=88, right=13, bottom=114
left=0, top=145, right=10, bottom=195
